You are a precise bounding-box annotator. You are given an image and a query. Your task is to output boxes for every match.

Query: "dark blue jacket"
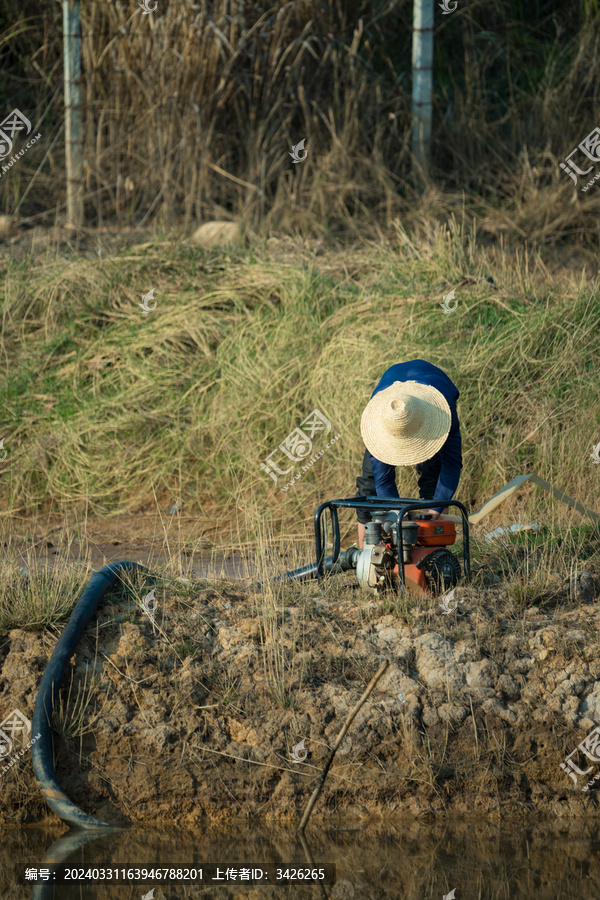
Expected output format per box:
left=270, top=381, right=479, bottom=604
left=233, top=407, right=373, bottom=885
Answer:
left=368, top=360, right=462, bottom=503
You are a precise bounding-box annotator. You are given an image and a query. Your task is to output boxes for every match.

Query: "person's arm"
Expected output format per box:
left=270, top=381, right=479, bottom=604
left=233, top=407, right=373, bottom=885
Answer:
left=430, top=407, right=462, bottom=506
left=370, top=454, right=400, bottom=499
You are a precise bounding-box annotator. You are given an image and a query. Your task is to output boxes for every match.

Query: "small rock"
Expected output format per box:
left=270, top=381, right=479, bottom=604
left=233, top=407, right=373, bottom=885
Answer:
left=147, top=723, right=174, bottom=749
left=453, top=639, right=478, bottom=664
left=0, top=215, right=15, bottom=240
left=481, top=698, right=518, bottom=724
left=465, top=658, right=498, bottom=690
left=562, top=696, right=580, bottom=717
left=510, top=657, right=534, bottom=674
left=565, top=572, right=596, bottom=602
left=191, top=221, right=241, bottom=248
left=422, top=706, right=440, bottom=727
left=414, top=633, right=464, bottom=691
left=99, top=719, right=118, bottom=735
left=379, top=665, right=418, bottom=698
left=496, top=673, right=521, bottom=701
left=377, top=626, right=402, bottom=643
left=438, top=703, right=467, bottom=726
left=578, top=685, right=600, bottom=721
left=331, top=880, right=355, bottom=899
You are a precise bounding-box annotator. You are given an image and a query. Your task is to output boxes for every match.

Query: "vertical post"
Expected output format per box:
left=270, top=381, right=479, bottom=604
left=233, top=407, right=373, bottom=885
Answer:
left=63, top=0, right=84, bottom=228
left=411, top=0, right=434, bottom=177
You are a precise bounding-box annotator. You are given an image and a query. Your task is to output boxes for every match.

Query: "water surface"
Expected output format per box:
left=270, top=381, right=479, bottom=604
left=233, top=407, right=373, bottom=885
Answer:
left=3, top=819, right=600, bottom=898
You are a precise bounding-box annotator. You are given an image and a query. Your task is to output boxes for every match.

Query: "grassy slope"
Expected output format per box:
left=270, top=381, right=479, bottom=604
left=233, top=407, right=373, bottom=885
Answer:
left=1, top=226, right=600, bottom=547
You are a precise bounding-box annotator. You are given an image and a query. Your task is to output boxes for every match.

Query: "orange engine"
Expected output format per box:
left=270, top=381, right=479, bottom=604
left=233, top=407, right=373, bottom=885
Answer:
left=358, top=514, right=462, bottom=595
left=413, top=517, right=456, bottom=546
left=395, top=517, right=459, bottom=594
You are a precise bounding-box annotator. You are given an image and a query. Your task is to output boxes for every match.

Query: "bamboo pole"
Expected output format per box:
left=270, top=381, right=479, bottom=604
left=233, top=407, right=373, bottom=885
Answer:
left=63, top=0, right=84, bottom=228
left=297, top=659, right=389, bottom=833
left=444, top=474, right=600, bottom=526
left=299, top=831, right=329, bottom=900
left=411, top=0, right=434, bottom=176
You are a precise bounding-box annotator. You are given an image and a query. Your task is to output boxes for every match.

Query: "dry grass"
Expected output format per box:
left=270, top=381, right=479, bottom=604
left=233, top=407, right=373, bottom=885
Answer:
left=2, top=1, right=600, bottom=245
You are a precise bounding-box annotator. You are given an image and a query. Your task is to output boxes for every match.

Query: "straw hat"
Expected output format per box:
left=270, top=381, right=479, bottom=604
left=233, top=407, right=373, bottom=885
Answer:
left=360, top=380, right=451, bottom=466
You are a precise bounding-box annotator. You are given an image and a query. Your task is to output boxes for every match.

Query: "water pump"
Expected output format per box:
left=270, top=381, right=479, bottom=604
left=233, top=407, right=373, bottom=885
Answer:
left=281, top=497, right=471, bottom=597
left=354, top=512, right=463, bottom=594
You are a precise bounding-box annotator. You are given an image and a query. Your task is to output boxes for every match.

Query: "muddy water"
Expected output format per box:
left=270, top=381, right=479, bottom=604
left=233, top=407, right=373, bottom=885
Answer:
left=6, top=524, right=325, bottom=583
left=13, top=546, right=259, bottom=582
left=3, top=820, right=600, bottom=899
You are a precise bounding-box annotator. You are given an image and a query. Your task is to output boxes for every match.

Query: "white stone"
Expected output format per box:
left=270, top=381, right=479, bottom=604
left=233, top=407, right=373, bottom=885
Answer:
left=191, top=221, right=241, bottom=248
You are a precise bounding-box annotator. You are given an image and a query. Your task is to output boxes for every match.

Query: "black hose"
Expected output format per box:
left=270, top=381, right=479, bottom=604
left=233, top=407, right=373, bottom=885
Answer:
left=266, top=547, right=360, bottom=585
left=32, top=827, right=124, bottom=900
left=32, top=561, right=149, bottom=830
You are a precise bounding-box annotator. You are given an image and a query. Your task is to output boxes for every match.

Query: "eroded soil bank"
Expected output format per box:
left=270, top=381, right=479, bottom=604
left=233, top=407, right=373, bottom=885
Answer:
left=1, top=561, right=600, bottom=828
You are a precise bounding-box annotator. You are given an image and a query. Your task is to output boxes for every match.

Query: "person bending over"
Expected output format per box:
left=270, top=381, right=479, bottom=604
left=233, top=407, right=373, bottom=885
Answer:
left=356, top=359, right=463, bottom=548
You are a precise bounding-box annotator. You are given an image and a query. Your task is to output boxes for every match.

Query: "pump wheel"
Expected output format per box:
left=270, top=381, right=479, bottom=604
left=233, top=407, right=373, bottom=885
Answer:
left=421, top=548, right=461, bottom=593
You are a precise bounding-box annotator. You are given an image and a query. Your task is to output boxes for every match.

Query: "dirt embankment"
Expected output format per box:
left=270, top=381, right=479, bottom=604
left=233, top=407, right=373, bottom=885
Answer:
left=1, top=566, right=600, bottom=828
